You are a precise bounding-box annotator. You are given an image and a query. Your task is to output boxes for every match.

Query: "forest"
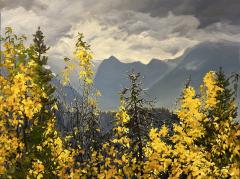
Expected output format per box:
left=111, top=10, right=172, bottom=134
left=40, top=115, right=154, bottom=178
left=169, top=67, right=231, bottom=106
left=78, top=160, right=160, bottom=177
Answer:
left=0, top=27, right=239, bottom=178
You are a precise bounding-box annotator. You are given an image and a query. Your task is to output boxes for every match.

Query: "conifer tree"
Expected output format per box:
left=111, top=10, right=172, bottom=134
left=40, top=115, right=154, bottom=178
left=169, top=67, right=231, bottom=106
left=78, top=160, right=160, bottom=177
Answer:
left=120, top=70, right=153, bottom=175
left=31, top=27, right=55, bottom=113
left=27, top=27, right=58, bottom=169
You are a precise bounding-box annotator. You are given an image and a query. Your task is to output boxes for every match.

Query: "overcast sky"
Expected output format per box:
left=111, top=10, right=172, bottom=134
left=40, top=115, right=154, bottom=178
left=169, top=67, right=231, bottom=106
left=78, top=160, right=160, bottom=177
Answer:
left=1, top=0, right=240, bottom=63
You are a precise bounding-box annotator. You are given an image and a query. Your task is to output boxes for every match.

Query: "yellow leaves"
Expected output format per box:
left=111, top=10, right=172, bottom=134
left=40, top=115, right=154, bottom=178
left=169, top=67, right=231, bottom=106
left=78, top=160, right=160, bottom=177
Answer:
left=0, top=133, right=21, bottom=175
left=36, top=146, right=42, bottom=152
left=168, top=77, right=217, bottom=177
left=87, top=96, right=96, bottom=106
left=96, top=90, right=101, bottom=97
left=51, top=103, right=58, bottom=111
left=62, top=34, right=95, bottom=88
left=229, top=164, right=240, bottom=178
left=77, top=49, right=85, bottom=58
left=114, top=126, right=128, bottom=134
left=22, top=98, right=36, bottom=119
left=28, top=160, right=45, bottom=179
left=1, top=28, right=239, bottom=178
left=3, top=42, right=14, bottom=51
left=85, top=77, right=93, bottom=84
left=144, top=127, right=172, bottom=176
left=202, top=71, right=223, bottom=109
left=0, top=31, right=47, bottom=177
left=175, top=86, right=205, bottom=142
left=103, top=143, right=109, bottom=149
left=12, top=118, right=19, bottom=127
left=115, top=103, right=130, bottom=124
left=62, top=63, right=76, bottom=86
left=177, top=87, right=204, bottom=125
left=41, top=119, right=76, bottom=177
left=184, top=136, right=193, bottom=145
left=159, top=125, right=168, bottom=137
left=168, top=71, right=240, bottom=178
left=149, top=128, right=158, bottom=139
left=112, top=100, right=131, bottom=150
left=79, top=70, right=87, bottom=78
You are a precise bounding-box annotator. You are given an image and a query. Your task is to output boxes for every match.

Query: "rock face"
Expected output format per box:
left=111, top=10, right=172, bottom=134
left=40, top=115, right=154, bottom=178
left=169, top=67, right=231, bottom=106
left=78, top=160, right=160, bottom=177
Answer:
left=94, top=42, right=240, bottom=110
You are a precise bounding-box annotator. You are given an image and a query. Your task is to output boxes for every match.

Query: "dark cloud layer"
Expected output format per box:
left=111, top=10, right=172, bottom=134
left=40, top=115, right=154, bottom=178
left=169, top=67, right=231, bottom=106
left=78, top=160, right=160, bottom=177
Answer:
left=179, top=0, right=240, bottom=27
left=104, top=0, right=240, bottom=28
left=2, top=0, right=240, bottom=28
left=0, top=0, right=47, bottom=10
left=1, top=0, right=240, bottom=63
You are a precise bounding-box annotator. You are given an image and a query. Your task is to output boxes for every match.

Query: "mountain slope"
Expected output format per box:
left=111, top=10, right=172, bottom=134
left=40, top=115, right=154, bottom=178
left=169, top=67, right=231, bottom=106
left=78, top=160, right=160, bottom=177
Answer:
left=94, top=56, right=172, bottom=110
left=50, top=41, right=240, bottom=110
left=148, top=41, right=240, bottom=108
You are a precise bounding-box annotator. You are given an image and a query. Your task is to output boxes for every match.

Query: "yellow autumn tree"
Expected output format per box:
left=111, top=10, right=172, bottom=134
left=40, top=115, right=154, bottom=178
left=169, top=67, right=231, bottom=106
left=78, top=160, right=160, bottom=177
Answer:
left=0, top=27, right=46, bottom=178
left=0, top=27, right=76, bottom=179
left=170, top=86, right=212, bottom=178
left=143, top=125, right=172, bottom=178
left=95, top=99, right=133, bottom=178
left=199, top=70, right=240, bottom=177
left=61, top=33, right=102, bottom=177
left=145, top=71, right=240, bottom=178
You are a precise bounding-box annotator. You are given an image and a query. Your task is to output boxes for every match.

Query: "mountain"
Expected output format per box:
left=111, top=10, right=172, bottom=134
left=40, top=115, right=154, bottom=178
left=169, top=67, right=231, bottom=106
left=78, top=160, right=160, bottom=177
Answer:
left=95, top=41, right=240, bottom=110
left=52, top=78, right=81, bottom=105
left=92, top=60, right=103, bottom=73
left=94, top=56, right=173, bottom=110
left=148, top=41, right=240, bottom=108
left=49, top=41, right=240, bottom=110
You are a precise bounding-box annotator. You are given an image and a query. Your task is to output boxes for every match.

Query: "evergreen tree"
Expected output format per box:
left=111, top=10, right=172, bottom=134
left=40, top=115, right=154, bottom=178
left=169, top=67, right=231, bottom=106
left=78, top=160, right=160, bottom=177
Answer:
left=120, top=70, right=153, bottom=175
left=32, top=27, right=55, bottom=113
left=28, top=27, right=56, bottom=150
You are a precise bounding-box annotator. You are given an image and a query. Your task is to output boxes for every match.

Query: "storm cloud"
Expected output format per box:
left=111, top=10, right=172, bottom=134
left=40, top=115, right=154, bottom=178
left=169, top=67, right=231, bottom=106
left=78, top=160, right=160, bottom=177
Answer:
left=1, top=0, right=240, bottom=63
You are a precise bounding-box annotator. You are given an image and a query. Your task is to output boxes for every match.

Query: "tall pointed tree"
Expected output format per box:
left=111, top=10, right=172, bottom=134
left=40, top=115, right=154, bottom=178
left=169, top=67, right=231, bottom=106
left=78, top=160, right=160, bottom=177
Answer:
left=26, top=27, right=57, bottom=157
left=31, top=27, right=55, bottom=113
left=119, top=70, right=153, bottom=176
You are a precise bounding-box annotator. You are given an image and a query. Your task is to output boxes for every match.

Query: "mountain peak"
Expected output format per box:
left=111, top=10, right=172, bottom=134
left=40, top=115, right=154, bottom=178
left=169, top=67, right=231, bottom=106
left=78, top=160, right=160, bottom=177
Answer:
left=108, top=55, right=119, bottom=61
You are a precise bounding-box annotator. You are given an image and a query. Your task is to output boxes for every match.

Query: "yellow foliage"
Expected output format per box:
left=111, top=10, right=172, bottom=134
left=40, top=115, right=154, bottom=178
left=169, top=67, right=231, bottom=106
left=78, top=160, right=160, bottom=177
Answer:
left=1, top=28, right=240, bottom=178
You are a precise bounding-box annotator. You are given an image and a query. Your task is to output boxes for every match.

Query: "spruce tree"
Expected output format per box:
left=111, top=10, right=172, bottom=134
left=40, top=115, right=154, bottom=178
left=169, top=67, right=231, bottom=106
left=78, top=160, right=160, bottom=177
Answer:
left=28, top=27, right=56, bottom=159
left=120, top=70, right=153, bottom=175
left=31, top=27, right=55, bottom=119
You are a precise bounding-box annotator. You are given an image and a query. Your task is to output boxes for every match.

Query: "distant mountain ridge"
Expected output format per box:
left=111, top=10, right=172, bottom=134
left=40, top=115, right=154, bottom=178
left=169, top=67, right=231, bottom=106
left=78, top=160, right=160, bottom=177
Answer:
left=94, top=41, right=240, bottom=110
left=149, top=41, right=240, bottom=108
left=94, top=56, right=175, bottom=109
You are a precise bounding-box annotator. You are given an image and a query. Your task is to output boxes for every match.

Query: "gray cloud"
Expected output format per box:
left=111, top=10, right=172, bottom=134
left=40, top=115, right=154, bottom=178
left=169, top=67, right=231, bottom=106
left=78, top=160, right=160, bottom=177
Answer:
left=107, top=0, right=240, bottom=27
left=1, top=0, right=240, bottom=64
left=2, top=0, right=240, bottom=28
left=0, top=0, right=47, bottom=10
